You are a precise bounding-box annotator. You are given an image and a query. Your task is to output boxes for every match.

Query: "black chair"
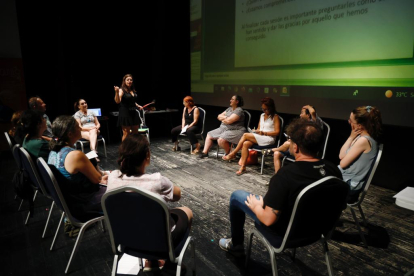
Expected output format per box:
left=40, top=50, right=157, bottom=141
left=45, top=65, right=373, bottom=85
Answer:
left=179, top=107, right=206, bottom=153
left=19, top=148, right=54, bottom=235
left=345, top=143, right=383, bottom=247
left=36, top=157, right=105, bottom=274
left=282, top=120, right=330, bottom=166
left=12, top=144, right=26, bottom=211
left=246, top=176, right=349, bottom=276
left=101, top=186, right=196, bottom=276
left=216, top=110, right=251, bottom=158
left=75, top=135, right=107, bottom=157
left=250, top=115, right=284, bottom=174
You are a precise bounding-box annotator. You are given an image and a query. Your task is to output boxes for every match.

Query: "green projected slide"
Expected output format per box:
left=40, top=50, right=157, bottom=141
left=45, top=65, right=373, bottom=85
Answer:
left=190, top=0, right=414, bottom=127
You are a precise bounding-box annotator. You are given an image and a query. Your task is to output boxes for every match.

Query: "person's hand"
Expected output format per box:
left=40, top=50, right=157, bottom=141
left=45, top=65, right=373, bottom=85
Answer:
left=349, top=124, right=362, bottom=140
left=245, top=194, right=263, bottom=212
left=302, top=105, right=315, bottom=115
left=136, top=103, right=143, bottom=110
left=100, top=175, right=108, bottom=184
left=114, top=86, right=119, bottom=93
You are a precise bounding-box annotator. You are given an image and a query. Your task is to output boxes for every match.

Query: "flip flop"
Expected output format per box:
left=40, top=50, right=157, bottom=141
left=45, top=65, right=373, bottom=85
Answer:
left=236, top=168, right=246, bottom=176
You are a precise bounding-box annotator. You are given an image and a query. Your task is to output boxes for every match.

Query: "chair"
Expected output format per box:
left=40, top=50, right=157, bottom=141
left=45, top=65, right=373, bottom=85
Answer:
left=250, top=115, right=284, bottom=174
left=345, top=143, right=383, bottom=247
left=19, top=148, right=54, bottom=234
left=245, top=176, right=349, bottom=276
left=179, top=107, right=206, bottom=153
left=282, top=120, right=330, bottom=166
left=4, top=131, right=14, bottom=150
left=216, top=110, right=251, bottom=158
left=101, top=186, right=196, bottom=276
left=36, top=157, right=105, bottom=274
left=12, top=144, right=25, bottom=211
left=75, top=135, right=107, bottom=157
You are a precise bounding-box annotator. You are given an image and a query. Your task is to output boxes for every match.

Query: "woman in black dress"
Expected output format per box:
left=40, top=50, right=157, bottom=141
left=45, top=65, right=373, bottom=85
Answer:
left=114, top=74, right=143, bottom=141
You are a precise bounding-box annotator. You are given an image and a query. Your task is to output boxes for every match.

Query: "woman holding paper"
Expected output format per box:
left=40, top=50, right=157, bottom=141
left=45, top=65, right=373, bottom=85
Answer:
left=171, top=96, right=201, bottom=154
left=48, top=116, right=108, bottom=220
left=114, top=74, right=143, bottom=141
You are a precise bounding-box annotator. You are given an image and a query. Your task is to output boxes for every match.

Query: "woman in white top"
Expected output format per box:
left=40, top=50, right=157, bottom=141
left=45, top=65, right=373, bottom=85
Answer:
left=73, top=99, right=101, bottom=160
left=223, top=97, right=280, bottom=175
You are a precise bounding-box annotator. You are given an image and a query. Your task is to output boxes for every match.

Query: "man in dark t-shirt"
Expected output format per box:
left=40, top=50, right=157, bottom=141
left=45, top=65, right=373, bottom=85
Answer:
left=219, top=118, right=343, bottom=256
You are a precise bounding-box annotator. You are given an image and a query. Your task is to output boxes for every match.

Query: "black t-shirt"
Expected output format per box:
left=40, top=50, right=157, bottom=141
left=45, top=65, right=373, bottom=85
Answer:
left=263, top=160, right=342, bottom=236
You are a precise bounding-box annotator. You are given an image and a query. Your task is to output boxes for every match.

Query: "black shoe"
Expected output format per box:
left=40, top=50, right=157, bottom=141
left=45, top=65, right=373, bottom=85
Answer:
left=219, top=238, right=245, bottom=257
left=198, top=152, right=208, bottom=159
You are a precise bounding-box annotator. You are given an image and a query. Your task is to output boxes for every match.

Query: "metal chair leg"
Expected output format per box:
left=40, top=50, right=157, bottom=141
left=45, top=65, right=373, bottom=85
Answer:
left=18, top=199, right=24, bottom=211
left=322, top=239, right=334, bottom=276
left=101, top=138, right=107, bottom=157
left=245, top=231, right=255, bottom=269
left=51, top=212, right=65, bottom=251
left=25, top=190, right=38, bottom=225
left=350, top=207, right=368, bottom=247
left=111, top=255, right=118, bottom=276
left=357, top=204, right=368, bottom=227
left=260, top=153, right=265, bottom=174
left=42, top=201, right=55, bottom=238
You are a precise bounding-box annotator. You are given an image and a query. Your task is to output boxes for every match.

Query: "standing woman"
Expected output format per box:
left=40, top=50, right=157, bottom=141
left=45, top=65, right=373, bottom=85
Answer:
left=74, top=99, right=101, bottom=161
left=339, top=106, right=382, bottom=197
left=223, top=97, right=280, bottom=175
left=171, top=96, right=201, bottom=154
left=114, top=74, right=143, bottom=141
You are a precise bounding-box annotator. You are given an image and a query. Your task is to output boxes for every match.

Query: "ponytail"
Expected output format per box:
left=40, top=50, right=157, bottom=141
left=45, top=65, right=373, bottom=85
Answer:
left=353, top=105, right=383, bottom=141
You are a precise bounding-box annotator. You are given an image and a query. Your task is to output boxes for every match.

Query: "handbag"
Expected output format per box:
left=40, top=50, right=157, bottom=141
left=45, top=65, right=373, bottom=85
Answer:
left=239, top=149, right=258, bottom=165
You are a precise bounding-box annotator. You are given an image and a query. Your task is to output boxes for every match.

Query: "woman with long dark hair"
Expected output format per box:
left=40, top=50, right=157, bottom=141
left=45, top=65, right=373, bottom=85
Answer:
left=339, top=105, right=382, bottom=196
left=114, top=74, right=143, bottom=141
left=223, top=97, right=280, bottom=175
left=48, top=116, right=108, bottom=221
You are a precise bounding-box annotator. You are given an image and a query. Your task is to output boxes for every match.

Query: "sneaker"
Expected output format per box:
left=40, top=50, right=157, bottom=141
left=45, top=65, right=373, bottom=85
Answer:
left=219, top=238, right=244, bottom=257
left=198, top=152, right=208, bottom=159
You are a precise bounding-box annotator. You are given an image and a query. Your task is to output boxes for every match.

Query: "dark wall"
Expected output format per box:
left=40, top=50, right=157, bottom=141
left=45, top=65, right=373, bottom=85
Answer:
left=193, top=104, right=413, bottom=193
left=15, top=1, right=190, bottom=122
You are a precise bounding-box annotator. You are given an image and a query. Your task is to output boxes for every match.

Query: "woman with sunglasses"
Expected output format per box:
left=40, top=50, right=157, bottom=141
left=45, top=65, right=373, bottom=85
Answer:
left=223, top=97, right=280, bottom=175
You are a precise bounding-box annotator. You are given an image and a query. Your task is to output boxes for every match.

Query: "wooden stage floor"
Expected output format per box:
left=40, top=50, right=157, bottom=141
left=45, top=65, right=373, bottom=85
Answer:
left=1, top=137, right=413, bottom=276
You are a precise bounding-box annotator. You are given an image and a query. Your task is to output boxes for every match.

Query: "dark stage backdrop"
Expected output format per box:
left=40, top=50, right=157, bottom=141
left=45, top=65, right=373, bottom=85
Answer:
left=15, top=1, right=190, bottom=122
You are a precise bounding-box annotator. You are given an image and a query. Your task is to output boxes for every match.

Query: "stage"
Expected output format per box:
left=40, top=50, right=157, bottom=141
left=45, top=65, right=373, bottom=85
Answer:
left=1, top=137, right=413, bottom=276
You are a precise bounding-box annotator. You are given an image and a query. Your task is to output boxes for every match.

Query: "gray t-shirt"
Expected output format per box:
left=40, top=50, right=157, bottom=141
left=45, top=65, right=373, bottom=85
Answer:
left=73, top=110, right=96, bottom=128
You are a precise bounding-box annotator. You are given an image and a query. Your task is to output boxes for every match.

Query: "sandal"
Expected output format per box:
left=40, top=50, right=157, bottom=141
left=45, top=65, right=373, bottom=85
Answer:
left=222, top=153, right=236, bottom=161
left=236, top=168, right=246, bottom=176
left=191, top=149, right=200, bottom=155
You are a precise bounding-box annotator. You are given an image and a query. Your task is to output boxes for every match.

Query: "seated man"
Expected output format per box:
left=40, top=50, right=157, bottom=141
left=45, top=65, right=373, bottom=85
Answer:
left=272, top=105, right=323, bottom=174
left=219, top=118, right=342, bottom=255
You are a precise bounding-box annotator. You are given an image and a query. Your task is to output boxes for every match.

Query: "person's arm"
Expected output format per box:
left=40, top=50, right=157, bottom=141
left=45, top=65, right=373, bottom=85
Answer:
left=188, top=108, right=199, bottom=127
left=217, top=110, right=227, bottom=121
left=114, top=87, right=123, bottom=104
left=339, top=137, right=370, bottom=169
left=245, top=194, right=279, bottom=226
left=94, top=116, right=100, bottom=130
left=182, top=107, right=186, bottom=128
left=258, top=115, right=280, bottom=137
left=64, top=150, right=103, bottom=184
left=222, top=113, right=240, bottom=125
left=42, top=136, right=52, bottom=141
left=339, top=124, right=362, bottom=160
left=303, top=105, right=317, bottom=121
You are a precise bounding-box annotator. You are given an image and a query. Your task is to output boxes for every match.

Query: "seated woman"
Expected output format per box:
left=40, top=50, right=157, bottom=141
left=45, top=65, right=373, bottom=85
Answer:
left=272, top=105, right=323, bottom=174
left=107, top=134, right=193, bottom=271
left=16, top=110, right=50, bottom=160
left=339, top=105, right=382, bottom=199
left=73, top=99, right=101, bottom=162
left=9, top=110, right=23, bottom=145
left=171, top=96, right=201, bottom=154
left=48, top=116, right=108, bottom=221
left=223, top=97, right=280, bottom=175
left=198, top=95, right=246, bottom=158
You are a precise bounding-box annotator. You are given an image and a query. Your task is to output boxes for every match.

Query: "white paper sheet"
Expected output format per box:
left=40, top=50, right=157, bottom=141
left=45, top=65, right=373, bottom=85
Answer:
left=116, top=254, right=142, bottom=275
left=180, top=125, right=189, bottom=134
left=85, top=151, right=98, bottom=159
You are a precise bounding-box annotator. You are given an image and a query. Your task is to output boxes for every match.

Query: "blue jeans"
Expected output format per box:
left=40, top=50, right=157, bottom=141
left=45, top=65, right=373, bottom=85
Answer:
left=229, top=190, right=262, bottom=246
